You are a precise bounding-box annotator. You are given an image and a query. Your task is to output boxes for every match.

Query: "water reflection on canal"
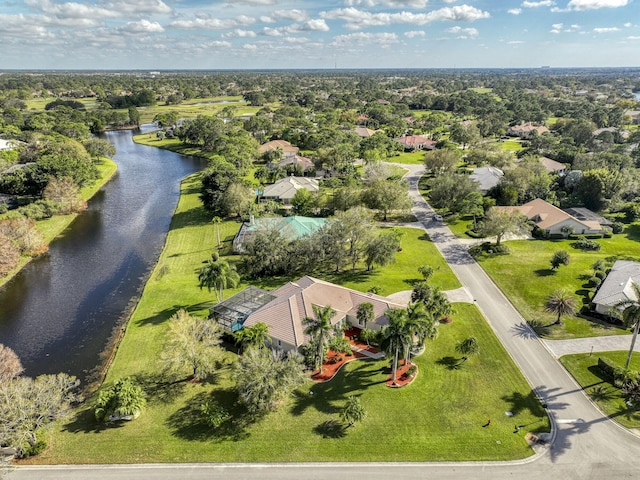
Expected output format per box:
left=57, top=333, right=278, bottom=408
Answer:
left=0, top=128, right=205, bottom=381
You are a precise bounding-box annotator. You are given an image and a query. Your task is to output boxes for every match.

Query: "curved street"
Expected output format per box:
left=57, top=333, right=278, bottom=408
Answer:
left=10, top=164, right=640, bottom=480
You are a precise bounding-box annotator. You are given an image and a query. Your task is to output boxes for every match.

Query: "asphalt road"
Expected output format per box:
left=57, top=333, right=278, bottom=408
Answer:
left=10, top=164, right=640, bottom=479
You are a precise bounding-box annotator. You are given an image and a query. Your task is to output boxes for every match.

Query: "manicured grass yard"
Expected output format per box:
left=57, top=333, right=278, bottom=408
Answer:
left=477, top=234, right=640, bottom=339
left=27, top=171, right=546, bottom=464
left=33, top=302, right=547, bottom=464
left=560, top=351, right=640, bottom=428
left=392, top=151, right=425, bottom=165
left=499, top=140, right=524, bottom=152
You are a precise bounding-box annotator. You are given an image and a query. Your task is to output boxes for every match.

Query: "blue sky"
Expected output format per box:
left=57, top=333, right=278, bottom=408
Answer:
left=0, top=0, right=638, bottom=70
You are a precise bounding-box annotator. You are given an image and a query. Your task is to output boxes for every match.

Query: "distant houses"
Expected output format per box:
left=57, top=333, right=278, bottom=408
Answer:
left=394, top=135, right=436, bottom=151
left=506, top=123, right=549, bottom=139
left=470, top=166, right=504, bottom=193
left=259, top=139, right=313, bottom=172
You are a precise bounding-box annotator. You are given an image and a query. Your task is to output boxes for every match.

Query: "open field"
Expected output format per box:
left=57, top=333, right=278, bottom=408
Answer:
left=25, top=170, right=547, bottom=464
left=560, top=351, right=640, bottom=428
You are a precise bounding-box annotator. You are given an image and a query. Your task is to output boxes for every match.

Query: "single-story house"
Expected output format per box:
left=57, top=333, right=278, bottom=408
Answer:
left=394, top=135, right=436, bottom=151
left=592, top=260, right=640, bottom=315
left=261, top=176, right=319, bottom=205
left=563, top=207, right=613, bottom=228
left=470, top=166, right=504, bottom=193
left=495, top=198, right=604, bottom=237
left=278, top=154, right=314, bottom=172
left=259, top=139, right=299, bottom=160
left=539, top=157, right=567, bottom=175
left=506, top=123, right=549, bottom=139
left=211, top=276, right=406, bottom=351
left=232, top=215, right=326, bottom=253
left=355, top=127, right=378, bottom=138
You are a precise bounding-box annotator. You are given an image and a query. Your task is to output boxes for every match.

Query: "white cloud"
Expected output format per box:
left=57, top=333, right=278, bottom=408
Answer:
left=302, top=19, right=330, bottom=31
left=322, top=5, right=489, bottom=30
left=567, top=0, right=628, bottom=10
left=593, top=26, right=620, bottom=32
left=522, top=0, right=554, bottom=7
left=627, top=35, right=640, bottom=39
left=104, top=0, right=171, bottom=15
left=222, top=29, right=257, bottom=38
left=508, top=8, right=522, bottom=14
left=624, top=22, right=633, bottom=27
left=447, top=26, right=478, bottom=36
left=344, top=0, right=430, bottom=7
left=169, top=15, right=255, bottom=30
left=260, top=16, right=275, bottom=23
left=24, top=0, right=118, bottom=19
left=405, top=30, right=426, bottom=37
left=273, top=9, right=308, bottom=22
left=550, top=22, right=563, bottom=33
left=331, top=31, right=399, bottom=47
left=120, top=19, right=164, bottom=33
left=507, top=40, right=525, bottom=44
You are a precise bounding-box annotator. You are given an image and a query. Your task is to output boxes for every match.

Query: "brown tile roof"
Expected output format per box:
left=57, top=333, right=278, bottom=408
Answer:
left=494, top=198, right=600, bottom=231
left=243, top=276, right=406, bottom=348
left=259, top=139, right=299, bottom=155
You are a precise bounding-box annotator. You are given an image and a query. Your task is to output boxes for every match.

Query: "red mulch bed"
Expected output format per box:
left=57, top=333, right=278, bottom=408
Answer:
left=311, top=349, right=366, bottom=382
left=386, top=360, right=418, bottom=388
left=344, top=327, right=380, bottom=353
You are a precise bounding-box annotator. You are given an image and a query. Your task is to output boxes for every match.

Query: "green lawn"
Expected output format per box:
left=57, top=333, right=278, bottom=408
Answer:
left=392, top=151, right=425, bottom=164
left=0, top=157, right=117, bottom=289
left=446, top=215, right=478, bottom=239
left=26, top=170, right=547, bottom=463
left=560, top=351, right=640, bottom=428
left=33, top=301, right=547, bottom=463
left=499, top=140, right=524, bottom=152
left=477, top=234, right=640, bottom=339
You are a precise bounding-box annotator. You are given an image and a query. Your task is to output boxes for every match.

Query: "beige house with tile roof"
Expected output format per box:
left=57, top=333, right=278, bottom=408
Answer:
left=212, top=276, right=406, bottom=351
left=259, top=139, right=299, bottom=159
left=506, top=123, right=549, bottom=139
left=494, top=198, right=603, bottom=237
left=261, top=176, right=319, bottom=205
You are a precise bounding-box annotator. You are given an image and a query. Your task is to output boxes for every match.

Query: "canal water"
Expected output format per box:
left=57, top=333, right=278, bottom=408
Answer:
left=0, top=128, right=206, bottom=381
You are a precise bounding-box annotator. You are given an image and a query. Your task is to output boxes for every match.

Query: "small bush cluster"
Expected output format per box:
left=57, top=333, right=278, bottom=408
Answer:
left=612, top=222, right=625, bottom=234
left=468, top=242, right=510, bottom=258
left=572, top=237, right=601, bottom=251
left=17, top=200, right=61, bottom=220
left=589, top=276, right=602, bottom=288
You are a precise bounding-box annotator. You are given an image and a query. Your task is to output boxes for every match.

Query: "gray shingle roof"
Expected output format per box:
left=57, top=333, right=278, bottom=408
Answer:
left=592, top=260, right=640, bottom=309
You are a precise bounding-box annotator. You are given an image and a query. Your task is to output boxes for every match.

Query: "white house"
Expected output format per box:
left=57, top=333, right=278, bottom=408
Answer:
left=592, top=260, right=640, bottom=316
left=261, top=176, right=319, bottom=205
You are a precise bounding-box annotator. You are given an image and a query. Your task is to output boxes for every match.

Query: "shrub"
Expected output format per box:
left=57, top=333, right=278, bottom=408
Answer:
left=21, top=439, right=47, bottom=458
left=550, top=250, right=570, bottom=270
left=572, top=237, right=601, bottom=251
left=595, top=270, right=606, bottom=280
left=94, top=377, right=146, bottom=423
left=200, top=401, right=230, bottom=429
left=17, top=200, right=60, bottom=220
left=468, top=242, right=510, bottom=258
left=406, top=365, right=418, bottom=377
left=603, top=231, right=612, bottom=239
left=612, top=222, right=624, bottom=234
left=589, top=276, right=602, bottom=288
left=328, top=335, right=353, bottom=355
left=598, top=357, right=618, bottom=381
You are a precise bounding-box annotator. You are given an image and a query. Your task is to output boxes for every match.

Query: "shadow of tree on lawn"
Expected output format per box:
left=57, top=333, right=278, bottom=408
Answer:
left=534, top=268, right=556, bottom=277
left=313, top=420, right=347, bottom=439
left=166, top=390, right=251, bottom=443
left=435, top=356, right=460, bottom=370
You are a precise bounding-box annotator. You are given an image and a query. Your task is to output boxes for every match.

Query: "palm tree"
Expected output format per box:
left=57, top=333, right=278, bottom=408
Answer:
left=303, top=305, right=336, bottom=375
left=404, top=302, right=439, bottom=363
left=356, top=302, right=374, bottom=330
left=211, top=216, right=222, bottom=249
left=455, top=336, right=479, bottom=364
left=234, top=322, right=271, bottom=353
left=613, top=282, right=640, bottom=369
left=198, top=253, right=240, bottom=303
left=381, top=308, right=410, bottom=382
left=544, top=289, right=577, bottom=326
